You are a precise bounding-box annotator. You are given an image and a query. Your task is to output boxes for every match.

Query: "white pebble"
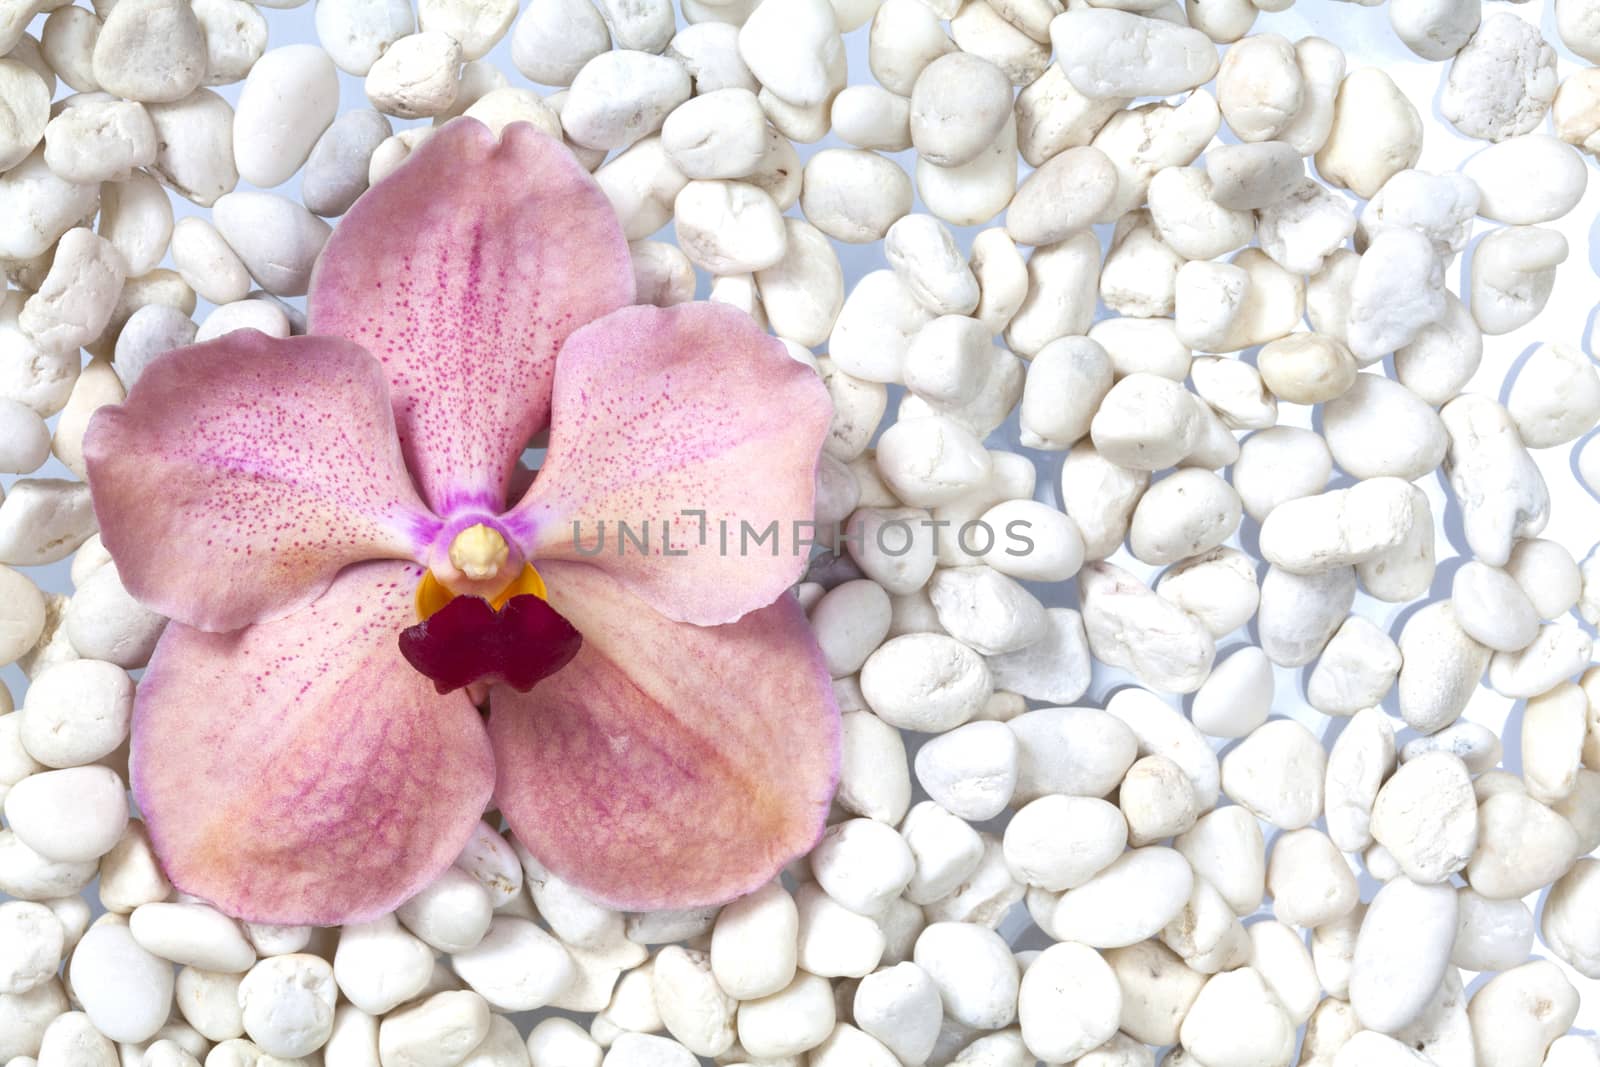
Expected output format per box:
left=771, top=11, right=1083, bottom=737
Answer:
left=912, top=922, right=1019, bottom=1030
left=853, top=962, right=941, bottom=1066
left=1440, top=13, right=1556, bottom=142
left=378, top=991, right=492, bottom=1067
left=129, top=902, right=254, bottom=975
left=914, top=720, right=1018, bottom=821
left=710, top=882, right=797, bottom=1000
left=174, top=967, right=245, bottom=1043
left=36, top=1010, right=119, bottom=1067
left=1179, top=968, right=1295, bottom=1067
left=835, top=709, right=911, bottom=824
left=1452, top=561, right=1540, bottom=652
left=18, top=660, right=132, bottom=768
left=211, top=191, right=332, bottom=297
left=1017, top=942, right=1120, bottom=1063
left=650, top=947, right=735, bottom=1057
left=42, top=99, right=157, bottom=183
left=1466, top=961, right=1577, bottom=1067
left=673, top=180, right=786, bottom=274
left=1314, top=68, right=1422, bottom=199
left=1045, top=847, right=1194, bottom=949
left=4, top=765, right=127, bottom=863
left=795, top=880, right=884, bottom=978
left=147, top=90, right=240, bottom=207
left=809, top=819, right=914, bottom=916
left=232, top=45, right=339, bottom=187
left=1349, top=878, right=1458, bottom=1034
left=1003, top=795, right=1127, bottom=891
left=1453, top=887, right=1534, bottom=972
left=1469, top=225, right=1567, bottom=335
left=860, top=633, right=991, bottom=732
left=1441, top=394, right=1549, bottom=567
left=1463, top=134, right=1587, bottom=223
left=1506, top=341, right=1600, bottom=449
left=529, top=1019, right=603, bottom=1067
left=332, top=913, right=434, bottom=1015
left=365, top=30, right=462, bottom=118
left=20, top=228, right=127, bottom=356
left=451, top=916, right=574, bottom=1012
left=565, top=50, right=690, bottom=150
left=237, top=954, right=338, bottom=1058
left=803, top=149, right=915, bottom=244
left=0, top=901, right=63, bottom=996
left=910, top=52, right=1012, bottom=168
left=1051, top=9, right=1218, bottom=98
left=70, top=922, right=175, bottom=1044
left=302, top=109, right=392, bottom=217
left=1370, top=752, right=1477, bottom=884
left=736, top=971, right=836, bottom=1060
left=1084, top=564, right=1216, bottom=694
left=900, top=801, right=984, bottom=905
left=92, top=0, right=206, bottom=103
left=0, top=399, right=51, bottom=477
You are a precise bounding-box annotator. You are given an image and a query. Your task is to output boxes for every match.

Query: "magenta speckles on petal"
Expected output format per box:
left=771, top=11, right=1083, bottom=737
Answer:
left=488, top=559, right=839, bottom=911
left=84, top=330, right=441, bottom=633
left=398, top=593, right=582, bottom=694
left=504, top=302, right=833, bottom=627
left=131, top=561, right=495, bottom=925
left=306, top=119, right=636, bottom=516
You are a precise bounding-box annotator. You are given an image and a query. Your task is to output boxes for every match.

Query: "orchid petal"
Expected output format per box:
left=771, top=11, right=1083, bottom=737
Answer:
left=488, top=559, right=838, bottom=911
left=132, top=561, right=495, bottom=925
left=307, top=119, right=635, bottom=516
left=504, top=303, right=832, bottom=626
left=84, top=331, right=439, bottom=633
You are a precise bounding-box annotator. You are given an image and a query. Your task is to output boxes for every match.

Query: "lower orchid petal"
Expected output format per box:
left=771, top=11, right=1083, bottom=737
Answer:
left=132, top=561, right=495, bottom=925
left=487, top=559, right=839, bottom=911
left=84, top=331, right=440, bottom=633
left=503, top=302, right=832, bottom=627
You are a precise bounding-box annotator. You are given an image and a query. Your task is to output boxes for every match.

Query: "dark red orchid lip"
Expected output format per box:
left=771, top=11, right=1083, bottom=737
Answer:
left=398, top=593, right=582, bottom=695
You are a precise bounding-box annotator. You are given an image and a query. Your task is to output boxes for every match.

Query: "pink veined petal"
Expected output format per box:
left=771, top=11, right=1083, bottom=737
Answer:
left=84, top=330, right=440, bottom=633
left=503, top=302, right=833, bottom=626
left=132, top=561, right=496, bottom=925
left=488, top=559, right=839, bottom=911
left=307, top=118, right=635, bottom=516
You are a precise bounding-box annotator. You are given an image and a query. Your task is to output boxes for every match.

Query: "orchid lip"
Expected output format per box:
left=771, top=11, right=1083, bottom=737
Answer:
left=398, top=591, right=583, bottom=695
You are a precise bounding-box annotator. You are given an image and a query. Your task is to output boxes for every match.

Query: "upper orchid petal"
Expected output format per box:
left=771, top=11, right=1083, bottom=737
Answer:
left=84, top=330, right=440, bottom=633
left=307, top=119, right=636, bottom=517
left=503, top=303, right=832, bottom=626
left=131, top=561, right=496, bottom=925
left=488, top=559, right=838, bottom=911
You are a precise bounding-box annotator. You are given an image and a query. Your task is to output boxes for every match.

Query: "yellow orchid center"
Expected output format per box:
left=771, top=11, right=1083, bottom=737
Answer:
left=416, top=562, right=548, bottom=620
left=416, top=523, right=548, bottom=620
left=448, top=523, right=510, bottom=581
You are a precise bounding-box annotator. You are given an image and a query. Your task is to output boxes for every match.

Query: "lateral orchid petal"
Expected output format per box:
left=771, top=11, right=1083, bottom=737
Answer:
left=488, top=559, right=839, bottom=911
left=131, top=561, right=496, bottom=925
left=307, top=119, right=636, bottom=516
left=84, top=331, right=440, bottom=633
left=504, top=303, right=832, bottom=626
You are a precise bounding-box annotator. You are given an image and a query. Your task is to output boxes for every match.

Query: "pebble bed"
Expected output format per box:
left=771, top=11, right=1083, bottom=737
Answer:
left=2, top=0, right=1600, bottom=1064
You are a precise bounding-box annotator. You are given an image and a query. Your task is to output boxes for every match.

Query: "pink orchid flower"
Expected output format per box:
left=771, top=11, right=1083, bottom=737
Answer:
left=82, top=118, right=840, bottom=925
